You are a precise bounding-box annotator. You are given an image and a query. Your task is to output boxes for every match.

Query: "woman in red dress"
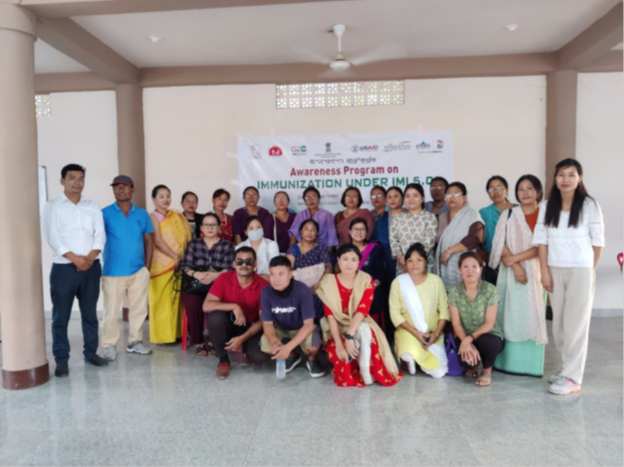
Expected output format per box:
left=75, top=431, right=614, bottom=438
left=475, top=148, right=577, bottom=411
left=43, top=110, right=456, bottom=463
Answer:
left=316, top=244, right=402, bottom=387
left=212, top=189, right=233, bottom=243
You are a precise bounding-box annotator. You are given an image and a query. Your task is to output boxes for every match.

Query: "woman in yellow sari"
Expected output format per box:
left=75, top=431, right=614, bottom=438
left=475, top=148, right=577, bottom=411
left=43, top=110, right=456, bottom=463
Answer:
left=149, top=185, right=192, bottom=344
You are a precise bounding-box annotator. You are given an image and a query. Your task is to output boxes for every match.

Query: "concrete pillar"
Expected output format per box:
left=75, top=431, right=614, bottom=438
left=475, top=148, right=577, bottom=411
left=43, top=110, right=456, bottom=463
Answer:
left=0, top=4, right=50, bottom=389
left=115, top=84, right=146, bottom=208
left=545, top=70, right=579, bottom=193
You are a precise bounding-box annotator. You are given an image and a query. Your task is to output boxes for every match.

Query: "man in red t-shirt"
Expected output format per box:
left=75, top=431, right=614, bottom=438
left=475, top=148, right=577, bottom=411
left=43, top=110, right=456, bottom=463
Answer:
left=204, top=246, right=270, bottom=379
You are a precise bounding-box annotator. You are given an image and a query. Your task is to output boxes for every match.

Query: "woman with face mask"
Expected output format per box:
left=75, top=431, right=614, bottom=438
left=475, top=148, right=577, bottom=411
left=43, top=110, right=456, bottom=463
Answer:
left=149, top=185, right=193, bottom=344
left=235, top=215, right=279, bottom=281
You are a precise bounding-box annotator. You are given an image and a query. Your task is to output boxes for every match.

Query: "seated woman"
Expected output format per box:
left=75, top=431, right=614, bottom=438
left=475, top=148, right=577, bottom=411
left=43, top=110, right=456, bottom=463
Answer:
left=181, top=213, right=234, bottom=355
left=286, top=219, right=333, bottom=319
left=316, top=244, right=402, bottom=387
left=489, top=175, right=548, bottom=377
left=232, top=186, right=274, bottom=244
left=272, top=191, right=295, bottom=254
left=212, top=188, right=233, bottom=243
left=334, top=187, right=375, bottom=245
left=289, top=186, right=338, bottom=248
left=348, top=217, right=385, bottom=324
left=435, top=182, right=485, bottom=291
left=390, top=183, right=438, bottom=275
left=448, top=252, right=504, bottom=387
left=390, top=243, right=449, bottom=378
left=235, top=216, right=279, bottom=281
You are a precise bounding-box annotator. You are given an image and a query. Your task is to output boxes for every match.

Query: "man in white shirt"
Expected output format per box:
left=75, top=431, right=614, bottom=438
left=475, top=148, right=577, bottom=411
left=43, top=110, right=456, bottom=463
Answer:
left=42, top=164, right=108, bottom=377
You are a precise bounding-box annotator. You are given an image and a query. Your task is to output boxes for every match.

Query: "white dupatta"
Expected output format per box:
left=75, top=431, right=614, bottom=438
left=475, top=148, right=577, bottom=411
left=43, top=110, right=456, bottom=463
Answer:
left=489, top=207, right=548, bottom=345
left=397, top=274, right=448, bottom=370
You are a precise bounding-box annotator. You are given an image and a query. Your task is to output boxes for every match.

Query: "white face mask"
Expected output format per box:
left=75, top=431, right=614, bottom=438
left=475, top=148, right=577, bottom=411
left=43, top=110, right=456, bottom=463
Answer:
left=247, top=229, right=264, bottom=242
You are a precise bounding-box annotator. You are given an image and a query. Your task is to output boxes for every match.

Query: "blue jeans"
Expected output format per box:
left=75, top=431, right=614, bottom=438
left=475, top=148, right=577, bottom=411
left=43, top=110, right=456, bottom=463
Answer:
left=50, top=260, right=101, bottom=363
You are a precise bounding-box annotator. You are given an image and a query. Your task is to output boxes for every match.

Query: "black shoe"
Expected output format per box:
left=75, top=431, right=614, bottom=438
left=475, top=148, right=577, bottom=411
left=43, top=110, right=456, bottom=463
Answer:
left=306, top=359, right=326, bottom=378
left=55, top=362, right=69, bottom=378
left=85, top=354, right=109, bottom=367
left=285, top=355, right=302, bottom=373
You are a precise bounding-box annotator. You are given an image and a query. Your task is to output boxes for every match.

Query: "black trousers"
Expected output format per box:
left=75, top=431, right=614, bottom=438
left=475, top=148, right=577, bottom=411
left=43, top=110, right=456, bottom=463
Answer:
left=206, top=311, right=270, bottom=365
left=458, top=333, right=504, bottom=370
left=50, top=260, right=101, bottom=363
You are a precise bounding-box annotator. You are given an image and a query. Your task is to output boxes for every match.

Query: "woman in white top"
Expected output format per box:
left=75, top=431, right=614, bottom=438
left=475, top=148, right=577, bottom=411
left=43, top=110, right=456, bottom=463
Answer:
left=235, top=215, right=279, bottom=281
left=533, top=158, right=604, bottom=396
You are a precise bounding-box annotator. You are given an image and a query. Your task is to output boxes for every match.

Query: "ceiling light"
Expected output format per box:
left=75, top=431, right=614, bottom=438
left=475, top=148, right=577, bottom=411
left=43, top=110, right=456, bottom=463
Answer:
left=504, top=24, right=519, bottom=32
left=147, top=35, right=162, bottom=43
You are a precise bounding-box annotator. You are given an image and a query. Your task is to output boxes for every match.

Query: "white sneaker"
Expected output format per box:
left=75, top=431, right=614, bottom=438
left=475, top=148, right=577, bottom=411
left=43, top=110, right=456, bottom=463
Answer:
left=126, top=342, right=152, bottom=355
left=549, top=377, right=581, bottom=396
left=548, top=373, right=562, bottom=384
left=103, top=346, right=117, bottom=362
left=401, top=354, right=417, bottom=376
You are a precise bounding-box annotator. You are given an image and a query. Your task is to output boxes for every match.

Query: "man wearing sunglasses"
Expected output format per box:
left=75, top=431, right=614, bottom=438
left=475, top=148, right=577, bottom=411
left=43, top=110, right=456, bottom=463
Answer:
left=204, top=246, right=270, bottom=379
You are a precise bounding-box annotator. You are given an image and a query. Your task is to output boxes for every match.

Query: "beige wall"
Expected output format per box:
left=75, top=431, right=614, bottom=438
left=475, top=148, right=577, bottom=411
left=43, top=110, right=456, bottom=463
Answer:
left=37, top=91, right=118, bottom=312
left=143, top=77, right=547, bottom=215
left=576, top=72, right=623, bottom=311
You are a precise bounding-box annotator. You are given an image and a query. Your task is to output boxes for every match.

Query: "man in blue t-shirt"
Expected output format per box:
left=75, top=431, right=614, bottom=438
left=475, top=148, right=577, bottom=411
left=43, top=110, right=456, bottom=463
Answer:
left=260, top=256, right=325, bottom=378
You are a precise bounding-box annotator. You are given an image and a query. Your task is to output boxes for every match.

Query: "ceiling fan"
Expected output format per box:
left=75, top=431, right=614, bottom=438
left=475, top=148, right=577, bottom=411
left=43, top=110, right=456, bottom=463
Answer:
left=328, top=24, right=351, bottom=71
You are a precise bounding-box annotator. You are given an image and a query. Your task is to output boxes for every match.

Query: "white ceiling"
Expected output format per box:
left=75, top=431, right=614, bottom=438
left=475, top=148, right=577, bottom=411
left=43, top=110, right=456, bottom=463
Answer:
left=35, top=39, right=91, bottom=73
left=34, top=0, right=622, bottom=72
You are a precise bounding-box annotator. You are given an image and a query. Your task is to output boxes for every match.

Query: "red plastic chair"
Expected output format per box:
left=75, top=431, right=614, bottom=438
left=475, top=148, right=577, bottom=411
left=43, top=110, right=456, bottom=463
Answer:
left=618, top=253, right=623, bottom=272
left=181, top=310, right=188, bottom=351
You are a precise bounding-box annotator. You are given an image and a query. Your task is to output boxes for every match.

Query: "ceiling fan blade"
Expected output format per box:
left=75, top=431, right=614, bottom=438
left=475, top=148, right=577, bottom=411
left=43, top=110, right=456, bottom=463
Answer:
left=350, top=44, right=407, bottom=66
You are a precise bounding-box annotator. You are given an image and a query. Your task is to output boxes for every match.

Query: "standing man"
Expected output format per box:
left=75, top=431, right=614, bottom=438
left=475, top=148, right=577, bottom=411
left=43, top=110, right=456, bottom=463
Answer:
left=204, top=247, right=270, bottom=380
left=101, top=175, right=154, bottom=360
left=43, top=164, right=108, bottom=378
left=424, top=176, right=449, bottom=217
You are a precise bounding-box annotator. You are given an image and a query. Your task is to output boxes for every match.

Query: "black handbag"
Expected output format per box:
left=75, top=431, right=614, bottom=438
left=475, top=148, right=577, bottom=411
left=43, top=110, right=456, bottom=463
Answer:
left=174, top=266, right=218, bottom=295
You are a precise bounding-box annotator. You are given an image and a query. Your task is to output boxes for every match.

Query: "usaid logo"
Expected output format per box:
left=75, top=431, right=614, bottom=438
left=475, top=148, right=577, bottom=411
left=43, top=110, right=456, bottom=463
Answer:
left=351, top=144, right=379, bottom=153
left=383, top=141, right=411, bottom=152
left=291, top=145, right=307, bottom=156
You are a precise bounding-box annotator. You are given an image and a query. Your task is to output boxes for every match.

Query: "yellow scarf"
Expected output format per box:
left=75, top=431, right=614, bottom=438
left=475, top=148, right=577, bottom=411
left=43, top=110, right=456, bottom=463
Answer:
left=316, top=272, right=399, bottom=377
left=151, top=210, right=192, bottom=278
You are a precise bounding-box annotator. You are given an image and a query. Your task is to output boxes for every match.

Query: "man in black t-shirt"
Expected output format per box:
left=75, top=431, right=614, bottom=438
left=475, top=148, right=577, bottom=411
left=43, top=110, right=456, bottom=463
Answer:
left=260, top=256, right=325, bottom=378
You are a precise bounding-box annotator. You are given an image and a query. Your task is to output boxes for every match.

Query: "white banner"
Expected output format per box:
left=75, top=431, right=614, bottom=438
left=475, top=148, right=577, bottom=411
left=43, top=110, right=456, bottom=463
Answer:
left=237, top=131, right=453, bottom=214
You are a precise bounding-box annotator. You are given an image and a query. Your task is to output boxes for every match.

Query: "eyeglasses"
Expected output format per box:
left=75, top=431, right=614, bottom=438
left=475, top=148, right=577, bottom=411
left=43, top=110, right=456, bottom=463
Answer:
left=430, top=186, right=446, bottom=191
left=201, top=223, right=219, bottom=228
left=370, top=194, right=384, bottom=200
left=274, top=196, right=289, bottom=202
left=304, top=196, right=319, bottom=201
left=345, top=195, right=359, bottom=200
left=351, top=228, right=367, bottom=233
left=445, top=193, right=463, bottom=200
left=488, top=186, right=505, bottom=194
left=244, top=194, right=259, bottom=199
left=234, top=258, right=255, bottom=266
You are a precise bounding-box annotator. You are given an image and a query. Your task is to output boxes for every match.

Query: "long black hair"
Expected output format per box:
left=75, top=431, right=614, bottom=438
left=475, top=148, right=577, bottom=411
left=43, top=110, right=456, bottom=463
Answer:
left=545, top=159, right=591, bottom=228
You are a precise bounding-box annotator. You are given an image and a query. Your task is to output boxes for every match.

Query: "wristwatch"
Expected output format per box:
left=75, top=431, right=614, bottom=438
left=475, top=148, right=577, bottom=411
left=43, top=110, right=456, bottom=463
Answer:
left=345, top=333, right=354, bottom=341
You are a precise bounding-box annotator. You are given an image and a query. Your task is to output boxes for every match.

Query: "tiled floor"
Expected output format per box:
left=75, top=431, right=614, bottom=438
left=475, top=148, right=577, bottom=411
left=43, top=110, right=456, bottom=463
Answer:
left=0, top=318, right=621, bottom=466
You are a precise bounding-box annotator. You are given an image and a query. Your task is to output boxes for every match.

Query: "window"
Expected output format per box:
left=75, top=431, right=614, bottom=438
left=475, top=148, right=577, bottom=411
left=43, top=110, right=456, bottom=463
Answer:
left=276, top=81, right=404, bottom=110
left=35, top=95, right=51, bottom=118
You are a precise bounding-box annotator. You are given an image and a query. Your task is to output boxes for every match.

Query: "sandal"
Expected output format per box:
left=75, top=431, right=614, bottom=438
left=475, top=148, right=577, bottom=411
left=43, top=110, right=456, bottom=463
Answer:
left=195, top=343, right=214, bottom=357
left=465, top=369, right=479, bottom=378
left=476, top=372, right=492, bottom=387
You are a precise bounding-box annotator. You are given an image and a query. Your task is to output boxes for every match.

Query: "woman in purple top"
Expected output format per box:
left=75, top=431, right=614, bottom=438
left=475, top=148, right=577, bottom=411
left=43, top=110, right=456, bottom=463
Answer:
left=232, top=186, right=274, bottom=245
left=273, top=191, right=296, bottom=254
left=288, top=186, right=339, bottom=248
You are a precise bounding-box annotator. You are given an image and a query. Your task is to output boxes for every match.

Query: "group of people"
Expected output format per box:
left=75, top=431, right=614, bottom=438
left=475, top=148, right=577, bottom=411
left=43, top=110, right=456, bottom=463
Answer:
left=43, top=158, right=604, bottom=395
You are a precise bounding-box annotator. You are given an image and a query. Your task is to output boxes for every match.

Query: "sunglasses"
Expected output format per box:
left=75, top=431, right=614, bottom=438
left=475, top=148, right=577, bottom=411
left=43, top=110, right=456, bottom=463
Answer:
left=234, top=258, right=255, bottom=266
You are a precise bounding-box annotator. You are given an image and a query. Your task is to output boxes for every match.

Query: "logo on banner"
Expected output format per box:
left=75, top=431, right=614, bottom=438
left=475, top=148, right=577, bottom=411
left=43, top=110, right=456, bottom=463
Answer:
left=416, top=141, right=431, bottom=151
left=291, top=145, right=307, bottom=156
left=269, top=146, right=283, bottom=157
left=250, top=144, right=262, bottom=160
left=315, top=142, right=341, bottom=157
left=437, top=140, right=444, bottom=149
left=383, top=141, right=411, bottom=152
left=351, top=144, right=379, bottom=153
